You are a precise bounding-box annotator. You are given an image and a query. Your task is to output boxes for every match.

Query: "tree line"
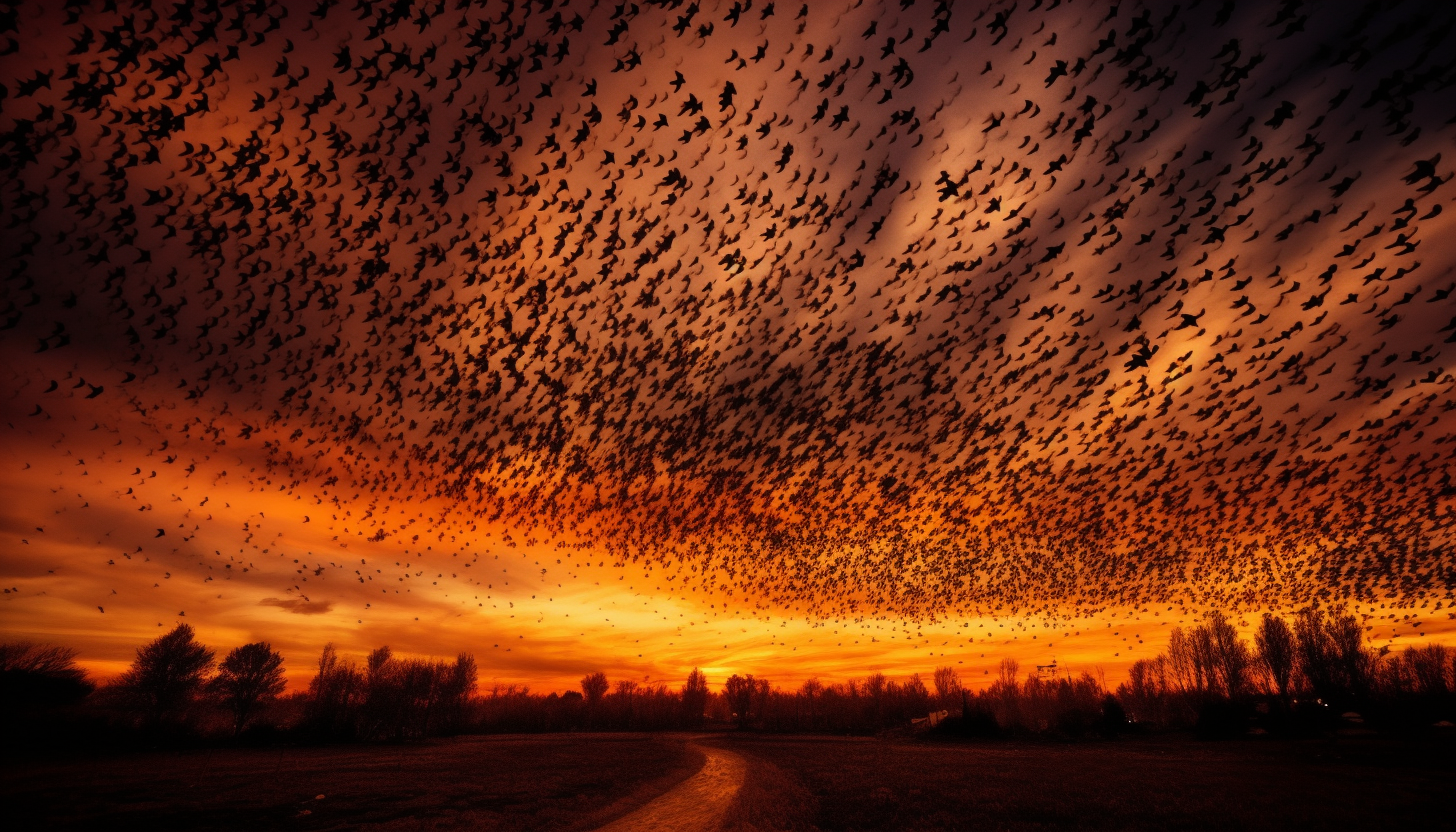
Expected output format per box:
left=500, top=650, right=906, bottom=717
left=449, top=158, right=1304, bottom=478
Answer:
left=1114, top=608, right=1455, bottom=735
left=2, top=606, right=1453, bottom=749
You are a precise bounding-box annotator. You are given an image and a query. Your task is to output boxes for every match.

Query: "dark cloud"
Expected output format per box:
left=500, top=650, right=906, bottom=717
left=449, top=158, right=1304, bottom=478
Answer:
left=261, top=598, right=334, bottom=616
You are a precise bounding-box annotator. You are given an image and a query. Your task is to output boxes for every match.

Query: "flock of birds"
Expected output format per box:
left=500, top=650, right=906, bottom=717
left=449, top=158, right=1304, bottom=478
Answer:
left=3, top=0, right=1456, bottom=628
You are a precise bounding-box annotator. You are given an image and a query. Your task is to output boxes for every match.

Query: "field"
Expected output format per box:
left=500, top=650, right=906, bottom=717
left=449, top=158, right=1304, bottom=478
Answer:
left=717, top=732, right=1456, bottom=831
left=4, top=734, right=701, bottom=831
left=7, top=732, right=1455, bottom=831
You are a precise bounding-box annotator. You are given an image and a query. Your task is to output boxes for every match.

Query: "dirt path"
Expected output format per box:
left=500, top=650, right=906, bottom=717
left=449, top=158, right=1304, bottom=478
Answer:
left=593, top=743, right=746, bottom=832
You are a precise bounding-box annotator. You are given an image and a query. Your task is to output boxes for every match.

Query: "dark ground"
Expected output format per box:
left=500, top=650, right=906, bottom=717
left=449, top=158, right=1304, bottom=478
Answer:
left=7, top=731, right=1455, bottom=831
left=715, top=731, right=1456, bottom=831
left=3, top=733, right=701, bottom=831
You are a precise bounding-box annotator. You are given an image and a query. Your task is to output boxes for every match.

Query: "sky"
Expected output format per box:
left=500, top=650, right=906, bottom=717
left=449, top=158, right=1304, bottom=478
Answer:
left=3, top=0, right=1456, bottom=693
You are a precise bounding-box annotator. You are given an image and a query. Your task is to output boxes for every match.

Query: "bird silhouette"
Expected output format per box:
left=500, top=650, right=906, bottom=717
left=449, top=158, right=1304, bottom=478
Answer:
left=0, top=0, right=1453, bottom=634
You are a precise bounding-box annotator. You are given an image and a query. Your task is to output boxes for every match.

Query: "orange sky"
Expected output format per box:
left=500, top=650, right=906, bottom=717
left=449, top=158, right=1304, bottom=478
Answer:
left=3, top=0, right=1456, bottom=695
left=3, top=379, right=1451, bottom=693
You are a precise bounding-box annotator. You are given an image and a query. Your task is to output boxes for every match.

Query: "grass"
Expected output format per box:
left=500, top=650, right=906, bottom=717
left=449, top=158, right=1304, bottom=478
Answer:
left=4, top=733, right=701, bottom=831
left=715, top=732, right=1456, bottom=831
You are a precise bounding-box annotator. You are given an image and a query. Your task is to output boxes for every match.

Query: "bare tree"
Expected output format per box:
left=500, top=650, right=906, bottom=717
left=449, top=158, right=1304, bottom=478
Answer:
left=613, top=679, right=639, bottom=728
left=997, top=658, right=1019, bottom=687
left=0, top=642, right=93, bottom=707
left=581, top=671, right=608, bottom=705
left=436, top=652, right=478, bottom=734
left=1254, top=613, right=1295, bottom=703
left=933, top=665, right=962, bottom=709
left=1116, top=657, right=1170, bottom=725
left=1168, top=626, right=1217, bottom=698
left=353, top=646, right=470, bottom=740
left=723, top=673, right=757, bottom=729
left=903, top=673, right=932, bottom=713
left=1293, top=607, right=1338, bottom=700
left=1327, top=608, right=1378, bottom=700
left=114, top=624, right=215, bottom=726
left=1401, top=644, right=1451, bottom=697
left=211, top=642, right=285, bottom=735
left=361, top=646, right=399, bottom=739
left=581, top=671, right=608, bottom=727
left=306, top=643, right=363, bottom=739
left=799, top=677, right=823, bottom=730
left=1204, top=610, right=1253, bottom=699
left=1295, top=606, right=1378, bottom=702
left=681, top=668, right=709, bottom=727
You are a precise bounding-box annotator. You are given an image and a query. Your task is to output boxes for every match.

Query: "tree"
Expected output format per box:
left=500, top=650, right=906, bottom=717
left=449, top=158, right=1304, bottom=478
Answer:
left=1254, top=613, right=1295, bottom=703
left=1327, top=607, right=1378, bottom=700
left=115, top=624, right=215, bottom=726
left=1099, top=693, right=1128, bottom=737
left=306, top=643, right=363, bottom=739
left=681, top=668, right=709, bottom=727
left=799, top=677, right=823, bottom=730
left=1117, top=656, right=1170, bottom=726
left=1293, top=607, right=1338, bottom=700
left=996, top=658, right=1020, bottom=687
left=581, top=671, right=609, bottom=727
left=903, top=673, right=932, bottom=714
left=211, top=642, right=285, bottom=735
left=1401, top=644, right=1451, bottom=697
left=362, top=646, right=400, bottom=740
left=357, top=646, right=466, bottom=740
left=437, top=653, right=478, bottom=734
left=581, top=671, right=609, bottom=705
left=613, top=679, right=639, bottom=728
left=0, top=642, right=93, bottom=708
left=723, top=673, right=756, bottom=729
left=933, top=666, right=963, bottom=709
left=1294, top=606, right=1377, bottom=702
left=1203, top=610, right=1253, bottom=699
left=1168, top=626, right=1215, bottom=698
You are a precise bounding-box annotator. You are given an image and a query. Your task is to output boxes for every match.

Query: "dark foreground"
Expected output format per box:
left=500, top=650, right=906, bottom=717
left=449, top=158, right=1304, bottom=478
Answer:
left=4, top=734, right=701, bottom=831
left=718, top=732, right=1456, bottom=831
left=7, top=731, right=1455, bottom=831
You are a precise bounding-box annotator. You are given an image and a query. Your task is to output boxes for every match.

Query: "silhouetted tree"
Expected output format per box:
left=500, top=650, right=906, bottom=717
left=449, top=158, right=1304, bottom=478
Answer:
left=353, top=646, right=470, bottom=740
left=211, top=641, right=285, bottom=735
left=114, top=624, right=215, bottom=726
left=1293, top=606, right=1341, bottom=701
left=799, top=677, right=823, bottom=731
left=1294, top=605, right=1377, bottom=704
left=392, top=656, right=441, bottom=739
left=612, top=679, right=639, bottom=728
left=436, top=653, right=478, bottom=734
left=0, top=642, right=93, bottom=709
left=1116, top=656, right=1173, bottom=726
left=362, top=646, right=400, bottom=739
left=933, top=665, right=963, bottom=710
left=1327, top=608, right=1377, bottom=701
left=1099, top=693, right=1128, bottom=737
left=902, top=673, right=932, bottom=714
left=1401, top=644, right=1451, bottom=697
left=997, top=658, right=1020, bottom=686
left=724, top=673, right=756, bottom=729
left=1203, top=610, right=1253, bottom=699
left=581, top=671, right=608, bottom=727
left=987, top=658, right=1021, bottom=727
left=681, top=668, right=709, bottom=727
left=1254, top=613, right=1295, bottom=704
left=306, top=643, right=363, bottom=739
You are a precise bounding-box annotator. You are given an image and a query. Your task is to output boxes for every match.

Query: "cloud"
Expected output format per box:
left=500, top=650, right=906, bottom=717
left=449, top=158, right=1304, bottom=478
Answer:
left=260, top=597, right=333, bottom=615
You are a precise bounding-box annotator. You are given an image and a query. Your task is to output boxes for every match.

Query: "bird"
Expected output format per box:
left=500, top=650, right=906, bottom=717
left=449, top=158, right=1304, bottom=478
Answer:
left=0, top=0, right=1452, bottom=642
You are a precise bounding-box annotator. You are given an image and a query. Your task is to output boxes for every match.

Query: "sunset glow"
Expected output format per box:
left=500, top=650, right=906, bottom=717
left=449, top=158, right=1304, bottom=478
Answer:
left=4, top=0, right=1456, bottom=698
